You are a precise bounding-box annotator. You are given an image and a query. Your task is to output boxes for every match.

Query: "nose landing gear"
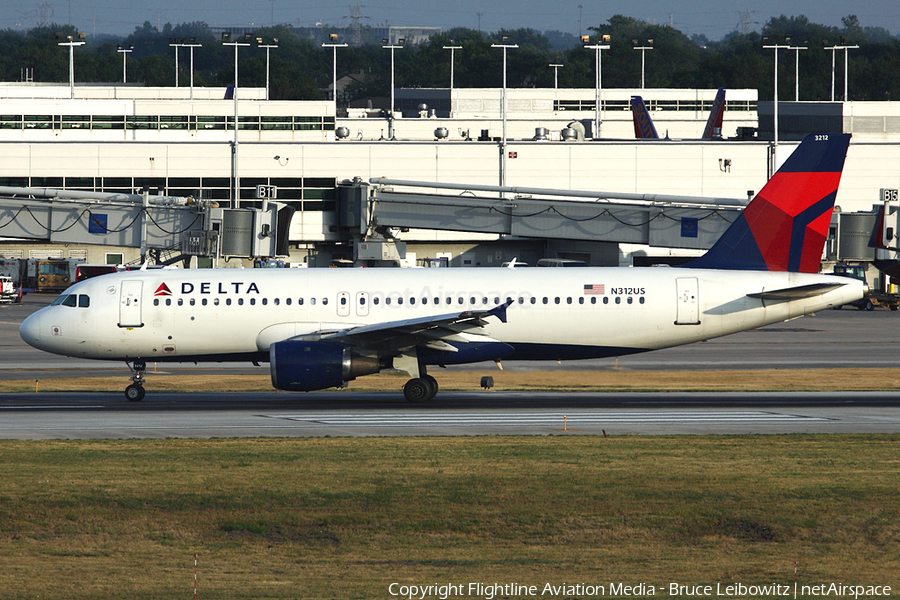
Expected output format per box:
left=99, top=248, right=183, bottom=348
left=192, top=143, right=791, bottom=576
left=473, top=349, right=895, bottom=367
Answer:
left=125, top=359, right=146, bottom=402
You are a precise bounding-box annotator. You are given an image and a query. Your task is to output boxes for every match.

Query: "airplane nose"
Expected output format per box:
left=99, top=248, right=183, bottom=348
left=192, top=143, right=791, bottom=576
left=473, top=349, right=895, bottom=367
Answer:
left=19, top=312, right=42, bottom=347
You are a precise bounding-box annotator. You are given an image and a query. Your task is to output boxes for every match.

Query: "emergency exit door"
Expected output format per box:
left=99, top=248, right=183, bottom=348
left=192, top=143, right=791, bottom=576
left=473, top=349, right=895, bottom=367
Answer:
left=675, top=277, right=700, bottom=325
left=118, top=280, right=144, bottom=328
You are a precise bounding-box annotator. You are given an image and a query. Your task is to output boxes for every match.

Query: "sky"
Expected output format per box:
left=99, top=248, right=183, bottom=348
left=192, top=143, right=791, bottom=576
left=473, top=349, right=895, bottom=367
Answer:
left=3, top=0, right=900, bottom=40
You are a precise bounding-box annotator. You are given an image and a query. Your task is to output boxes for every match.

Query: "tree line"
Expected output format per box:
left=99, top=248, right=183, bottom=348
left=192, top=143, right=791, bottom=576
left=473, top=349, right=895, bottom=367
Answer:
left=0, top=14, right=898, bottom=103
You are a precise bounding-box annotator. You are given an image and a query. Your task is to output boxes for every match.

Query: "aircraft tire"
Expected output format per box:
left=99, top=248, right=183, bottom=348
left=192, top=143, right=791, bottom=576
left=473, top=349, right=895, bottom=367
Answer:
left=404, top=378, right=435, bottom=403
left=125, top=384, right=145, bottom=402
left=423, top=374, right=438, bottom=397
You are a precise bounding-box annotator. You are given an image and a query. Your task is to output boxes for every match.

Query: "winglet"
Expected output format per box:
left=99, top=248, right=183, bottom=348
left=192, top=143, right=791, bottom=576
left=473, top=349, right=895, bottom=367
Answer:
left=686, top=133, right=851, bottom=272
left=487, top=299, right=513, bottom=324
left=631, top=96, right=660, bottom=139
left=701, top=87, right=726, bottom=139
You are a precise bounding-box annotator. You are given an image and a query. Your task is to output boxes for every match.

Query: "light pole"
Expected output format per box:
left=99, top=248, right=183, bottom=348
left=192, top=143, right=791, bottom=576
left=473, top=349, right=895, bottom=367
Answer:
left=785, top=36, right=807, bottom=101
left=222, top=32, right=252, bottom=208
left=824, top=37, right=859, bottom=102
left=257, top=37, right=278, bottom=100
left=168, top=38, right=184, bottom=87
left=549, top=63, right=563, bottom=89
left=116, top=44, right=133, bottom=83
left=631, top=38, right=653, bottom=89
left=491, top=36, right=518, bottom=188
left=184, top=38, right=202, bottom=100
left=382, top=37, right=404, bottom=140
left=443, top=43, right=462, bottom=118
left=56, top=32, right=85, bottom=99
left=762, top=35, right=789, bottom=164
left=322, top=34, right=348, bottom=111
left=583, top=34, right=610, bottom=140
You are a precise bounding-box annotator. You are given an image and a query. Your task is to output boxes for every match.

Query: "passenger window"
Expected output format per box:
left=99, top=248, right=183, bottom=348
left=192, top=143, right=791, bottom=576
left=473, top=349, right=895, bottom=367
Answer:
left=322, top=298, right=328, bottom=305
left=311, top=298, right=316, bottom=305
left=543, top=297, right=548, bottom=304
left=530, top=297, right=537, bottom=305
left=398, top=298, right=403, bottom=305
left=615, top=297, right=621, bottom=304
left=153, top=298, right=159, bottom=306
left=640, top=297, right=645, bottom=304
left=285, top=298, right=291, bottom=306
left=591, top=297, right=597, bottom=304
left=627, top=297, right=633, bottom=304
left=340, top=297, right=347, bottom=305
left=410, top=297, right=415, bottom=305
left=298, top=298, right=304, bottom=305
left=226, top=298, right=232, bottom=306
left=202, top=298, right=208, bottom=306
left=458, top=297, right=463, bottom=305
left=470, top=297, right=476, bottom=305
left=178, top=298, right=184, bottom=306
left=421, top=297, right=427, bottom=305
left=566, top=297, right=572, bottom=304
left=603, top=297, right=609, bottom=304
left=518, top=297, right=524, bottom=304
left=373, top=297, right=380, bottom=305
left=360, top=297, right=366, bottom=305
left=261, top=298, right=267, bottom=306
left=555, top=297, right=560, bottom=304
left=250, top=298, right=256, bottom=306
left=238, top=298, right=244, bottom=306
left=190, top=298, right=196, bottom=306
left=274, top=298, right=279, bottom=306
left=386, top=298, right=392, bottom=305
left=578, top=297, right=584, bottom=305
left=214, top=298, right=220, bottom=306
left=166, top=298, right=171, bottom=306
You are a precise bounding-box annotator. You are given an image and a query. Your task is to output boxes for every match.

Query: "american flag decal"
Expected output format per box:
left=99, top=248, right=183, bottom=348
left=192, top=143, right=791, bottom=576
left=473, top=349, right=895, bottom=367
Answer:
left=584, top=284, right=605, bottom=295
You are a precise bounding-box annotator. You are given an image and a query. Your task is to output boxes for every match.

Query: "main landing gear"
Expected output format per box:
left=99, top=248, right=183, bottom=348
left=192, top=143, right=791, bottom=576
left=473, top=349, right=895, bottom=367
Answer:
left=403, top=373, right=438, bottom=403
left=125, top=359, right=146, bottom=402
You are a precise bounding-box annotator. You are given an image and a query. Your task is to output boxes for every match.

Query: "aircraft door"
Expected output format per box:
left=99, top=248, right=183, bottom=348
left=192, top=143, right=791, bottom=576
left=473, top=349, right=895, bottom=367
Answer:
left=356, top=292, right=369, bottom=317
left=675, top=277, right=700, bottom=325
left=337, top=292, right=350, bottom=317
left=118, top=280, right=144, bottom=328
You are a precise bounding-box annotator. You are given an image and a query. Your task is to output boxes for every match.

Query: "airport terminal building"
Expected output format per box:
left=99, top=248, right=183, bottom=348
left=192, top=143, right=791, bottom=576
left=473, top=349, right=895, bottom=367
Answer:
left=0, top=83, right=899, bottom=271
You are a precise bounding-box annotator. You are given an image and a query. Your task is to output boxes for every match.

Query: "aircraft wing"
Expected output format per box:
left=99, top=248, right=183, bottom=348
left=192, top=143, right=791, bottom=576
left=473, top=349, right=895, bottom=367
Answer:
left=747, top=282, right=847, bottom=301
left=292, top=300, right=513, bottom=354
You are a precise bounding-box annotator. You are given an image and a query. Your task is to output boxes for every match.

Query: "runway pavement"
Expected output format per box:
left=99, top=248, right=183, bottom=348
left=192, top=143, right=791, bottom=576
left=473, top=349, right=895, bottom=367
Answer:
left=1, top=390, right=899, bottom=439
left=3, top=293, right=900, bottom=439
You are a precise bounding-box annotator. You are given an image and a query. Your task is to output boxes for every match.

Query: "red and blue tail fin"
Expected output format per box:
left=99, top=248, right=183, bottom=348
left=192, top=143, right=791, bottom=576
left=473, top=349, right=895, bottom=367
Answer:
left=701, top=87, right=726, bottom=139
left=631, top=96, right=660, bottom=139
left=686, top=133, right=851, bottom=273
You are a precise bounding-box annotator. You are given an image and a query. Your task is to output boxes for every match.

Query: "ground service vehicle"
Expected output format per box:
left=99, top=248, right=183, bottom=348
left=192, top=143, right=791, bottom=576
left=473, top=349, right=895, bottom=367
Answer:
left=832, top=264, right=899, bottom=311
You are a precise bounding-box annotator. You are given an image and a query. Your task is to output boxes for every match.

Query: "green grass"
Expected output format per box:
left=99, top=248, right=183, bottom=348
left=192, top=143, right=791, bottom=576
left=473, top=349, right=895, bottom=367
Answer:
left=0, top=436, right=898, bottom=599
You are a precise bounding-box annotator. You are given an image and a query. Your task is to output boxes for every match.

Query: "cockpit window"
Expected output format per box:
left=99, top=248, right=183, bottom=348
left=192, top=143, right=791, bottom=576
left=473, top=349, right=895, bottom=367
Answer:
left=62, top=295, right=77, bottom=307
left=51, top=295, right=68, bottom=306
left=78, top=295, right=90, bottom=308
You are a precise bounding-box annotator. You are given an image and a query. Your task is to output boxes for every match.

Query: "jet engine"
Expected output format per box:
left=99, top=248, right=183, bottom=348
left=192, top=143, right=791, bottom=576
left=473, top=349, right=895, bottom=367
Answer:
left=270, top=340, right=381, bottom=392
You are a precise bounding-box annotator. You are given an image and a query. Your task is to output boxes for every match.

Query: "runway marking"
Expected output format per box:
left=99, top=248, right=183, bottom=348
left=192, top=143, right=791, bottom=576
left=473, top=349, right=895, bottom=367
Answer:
left=261, top=410, right=831, bottom=427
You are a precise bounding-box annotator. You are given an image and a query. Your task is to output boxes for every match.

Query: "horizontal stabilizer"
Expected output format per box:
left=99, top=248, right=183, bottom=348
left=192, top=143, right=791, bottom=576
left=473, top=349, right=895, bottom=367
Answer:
left=747, top=282, right=846, bottom=301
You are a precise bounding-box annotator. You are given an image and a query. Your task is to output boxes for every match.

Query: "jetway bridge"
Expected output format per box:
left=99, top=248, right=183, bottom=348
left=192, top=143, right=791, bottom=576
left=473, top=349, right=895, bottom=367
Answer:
left=0, top=186, right=291, bottom=263
left=341, top=178, right=747, bottom=252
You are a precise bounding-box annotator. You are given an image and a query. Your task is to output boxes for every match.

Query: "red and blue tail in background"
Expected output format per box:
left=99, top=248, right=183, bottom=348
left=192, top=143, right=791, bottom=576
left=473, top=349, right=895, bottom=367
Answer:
left=701, top=87, right=726, bottom=139
left=630, top=96, right=660, bottom=139
left=686, top=133, right=851, bottom=273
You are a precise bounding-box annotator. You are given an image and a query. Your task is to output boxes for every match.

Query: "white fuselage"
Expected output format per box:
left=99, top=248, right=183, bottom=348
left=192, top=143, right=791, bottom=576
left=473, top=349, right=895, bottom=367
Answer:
left=20, top=267, right=863, bottom=364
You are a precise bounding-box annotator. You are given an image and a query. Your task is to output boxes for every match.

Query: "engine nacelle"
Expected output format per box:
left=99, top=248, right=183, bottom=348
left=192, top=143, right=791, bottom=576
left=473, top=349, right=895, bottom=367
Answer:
left=269, top=340, right=380, bottom=392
